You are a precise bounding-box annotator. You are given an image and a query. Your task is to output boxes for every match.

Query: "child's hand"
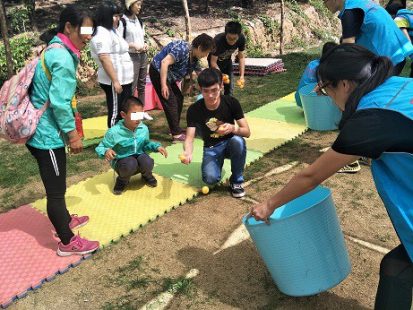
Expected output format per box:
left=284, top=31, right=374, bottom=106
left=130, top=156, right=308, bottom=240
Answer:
left=105, top=149, right=117, bottom=161
left=158, top=146, right=168, bottom=158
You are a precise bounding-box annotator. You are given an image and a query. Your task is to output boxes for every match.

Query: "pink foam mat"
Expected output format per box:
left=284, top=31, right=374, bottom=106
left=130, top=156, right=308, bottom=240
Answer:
left=0, top=205, right=90, bottom=308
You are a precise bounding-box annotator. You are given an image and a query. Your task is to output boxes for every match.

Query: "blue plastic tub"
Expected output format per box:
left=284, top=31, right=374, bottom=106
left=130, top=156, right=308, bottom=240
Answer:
left=243, top=186, right=351, bottom=296
left=299, top=83, right=342, bottom=131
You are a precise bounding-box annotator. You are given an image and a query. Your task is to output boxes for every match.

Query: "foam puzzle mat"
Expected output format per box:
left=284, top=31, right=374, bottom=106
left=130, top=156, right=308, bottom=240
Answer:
left=0, top=206, right=90, bottom=308
left=1, top=92, right=307, bottom=308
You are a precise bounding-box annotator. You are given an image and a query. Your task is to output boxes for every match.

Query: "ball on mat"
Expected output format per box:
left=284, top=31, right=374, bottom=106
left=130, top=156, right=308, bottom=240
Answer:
left=201, top=186, right=209, bottom=195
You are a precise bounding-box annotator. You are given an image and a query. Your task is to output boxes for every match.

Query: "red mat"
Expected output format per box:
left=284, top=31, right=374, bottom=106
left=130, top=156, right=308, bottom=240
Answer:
left=0, top=205, right=89, bottom=308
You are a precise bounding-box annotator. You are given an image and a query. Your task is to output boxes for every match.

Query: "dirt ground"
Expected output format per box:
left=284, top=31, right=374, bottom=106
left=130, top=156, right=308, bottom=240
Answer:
left=10, top=130, right=398, bottom=310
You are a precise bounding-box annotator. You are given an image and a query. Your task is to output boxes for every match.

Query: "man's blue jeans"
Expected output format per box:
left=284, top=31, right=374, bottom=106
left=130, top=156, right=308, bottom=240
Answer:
left=202, top=136, right=246, bottom=185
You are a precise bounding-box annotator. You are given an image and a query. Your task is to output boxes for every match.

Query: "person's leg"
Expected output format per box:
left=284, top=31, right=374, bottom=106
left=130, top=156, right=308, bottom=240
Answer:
left=171, top=81, right=184, bottom=131
left=375, top=244, right=413, bottom=310
left=219, top=62, right=233, bottom=96
left=136, top=153, right=156, bottom=186
left=201, top=141, right=226, bottom=185
left=27, top=145, right=73, bottom=244
left=149, top=65, right=183, bottom=136
left=393, top=59, right=406, bottom=76
left=224, top=135, right=246, bottom=184
left=136, top=53, right=148, bottom=105
left=100, top=83, right=114, bottom=128
left=115, top=156, right=139, bottom=182
left=115, top=83, right=133, bottom=124
left=130, top=53, right=139, bottom=96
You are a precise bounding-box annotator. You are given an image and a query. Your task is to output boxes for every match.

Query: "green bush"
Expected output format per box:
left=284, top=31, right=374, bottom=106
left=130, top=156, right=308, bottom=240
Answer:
left=7, top=6, right=31, bottom=34
left=0, top=35, right=35, bottom=85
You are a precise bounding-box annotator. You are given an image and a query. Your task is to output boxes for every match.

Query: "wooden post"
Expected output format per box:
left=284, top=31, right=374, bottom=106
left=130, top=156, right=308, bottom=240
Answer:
left=279, top=0, right=285, bottom=55
left=182, top=0, right=192, bottom=42
left=0, top=0, right=14, bottom=77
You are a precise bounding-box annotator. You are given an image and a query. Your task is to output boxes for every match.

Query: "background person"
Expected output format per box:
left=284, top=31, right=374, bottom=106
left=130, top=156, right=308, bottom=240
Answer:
left=250, top=44, right=413, bottom=310
left=208, top=21, right=246, bottom=95
left=91, top=2, right=134, bottom=128
left=28, top=5, right=99, bottom=256
left=323, top=0, right=413, bottom=75
left=149, top=34, right=215, bottom=143
left=119, top=0, right=148, bottom=103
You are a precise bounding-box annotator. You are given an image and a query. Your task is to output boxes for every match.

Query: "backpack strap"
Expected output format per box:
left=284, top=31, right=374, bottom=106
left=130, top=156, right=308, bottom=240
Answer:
left=120, top=17, right=127, bottom=39
left=40, top=43, right=64, bottom=81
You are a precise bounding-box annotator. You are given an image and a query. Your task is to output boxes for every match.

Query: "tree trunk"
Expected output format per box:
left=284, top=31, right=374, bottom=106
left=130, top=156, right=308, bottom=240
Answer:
left=279, top=0, right=285, bottom=55
left=0, top=0, right=14, bottom=77
left=181, top=0, right=191, bottom=42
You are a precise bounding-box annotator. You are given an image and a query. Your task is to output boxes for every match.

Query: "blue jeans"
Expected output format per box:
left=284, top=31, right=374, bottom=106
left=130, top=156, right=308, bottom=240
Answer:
left=202, top=136, right=246, bottom=185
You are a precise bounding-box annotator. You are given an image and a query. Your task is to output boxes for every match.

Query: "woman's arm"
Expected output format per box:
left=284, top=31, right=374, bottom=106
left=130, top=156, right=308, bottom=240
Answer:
left=251, top=149, right=359, bottom=221
left=98, top=54, right=122, bottom=94
left=160, top=54, right=175, bottom=99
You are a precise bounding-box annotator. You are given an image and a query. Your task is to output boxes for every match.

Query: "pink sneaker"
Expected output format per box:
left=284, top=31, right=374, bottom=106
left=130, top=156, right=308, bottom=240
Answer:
left=57, top=234, right=99, bottom=257
left=69, top=214, right=89, bottom=230
left=53, top=214, right=89, bottom=237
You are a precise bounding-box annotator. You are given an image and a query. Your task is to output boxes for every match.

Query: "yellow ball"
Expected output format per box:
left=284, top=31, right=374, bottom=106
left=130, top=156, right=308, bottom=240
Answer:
left=201, top=186, right=209, bottom=195
left=179, top=154, right=186, bottom=161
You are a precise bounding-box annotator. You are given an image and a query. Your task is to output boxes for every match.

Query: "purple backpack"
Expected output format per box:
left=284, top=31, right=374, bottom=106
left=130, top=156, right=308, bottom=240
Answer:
left=0, top=43, right=62, bottom=143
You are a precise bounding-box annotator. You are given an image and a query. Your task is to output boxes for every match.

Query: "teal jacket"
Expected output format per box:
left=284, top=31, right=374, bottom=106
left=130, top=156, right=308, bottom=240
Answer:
left=27, top=36, right=78, bottom=149
left=95, top=120, right=161, bottom=168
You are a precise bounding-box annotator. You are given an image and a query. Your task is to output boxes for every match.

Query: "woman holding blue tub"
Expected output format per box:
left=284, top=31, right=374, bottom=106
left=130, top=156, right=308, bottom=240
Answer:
left=250, top=44, right=413, bottom=309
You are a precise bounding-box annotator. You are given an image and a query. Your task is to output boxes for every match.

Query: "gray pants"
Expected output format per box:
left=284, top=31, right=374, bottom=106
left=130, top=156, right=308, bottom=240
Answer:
left=130, top=52, right=148, bottom=104
left=115, top=153, right=154, bottom=182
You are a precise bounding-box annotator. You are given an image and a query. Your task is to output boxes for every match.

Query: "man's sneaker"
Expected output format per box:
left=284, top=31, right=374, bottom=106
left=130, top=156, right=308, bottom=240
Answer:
left=57, top=234, right=99, bottom=257
left=144, top=175, right=158, bottom=187
left=113, top=177, right=128, bottom=195
left=338, top=161, right=361, bottom=174
left=69, top=214, right=89, bottom=231
left=230, top=183, right=245, bottom=198
left=359, top=157, right=371, bottom=166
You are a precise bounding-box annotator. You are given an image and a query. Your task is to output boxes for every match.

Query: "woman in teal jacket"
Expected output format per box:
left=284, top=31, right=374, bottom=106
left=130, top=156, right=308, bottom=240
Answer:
left=250, top=44, right=413, bottom=309
left=27, top=5, right=99, bottom=256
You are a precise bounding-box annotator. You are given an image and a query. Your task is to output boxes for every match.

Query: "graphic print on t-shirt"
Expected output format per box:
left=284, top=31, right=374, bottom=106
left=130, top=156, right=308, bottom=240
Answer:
left=205, top=117, right=224, bottom=138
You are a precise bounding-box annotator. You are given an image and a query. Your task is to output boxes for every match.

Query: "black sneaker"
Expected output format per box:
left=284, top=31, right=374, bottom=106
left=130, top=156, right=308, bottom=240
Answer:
left=230, top=183, right=245, bottom=198
left=144, top=176, right=158, bottom=187
left=113, top=177, right=128, bottom=195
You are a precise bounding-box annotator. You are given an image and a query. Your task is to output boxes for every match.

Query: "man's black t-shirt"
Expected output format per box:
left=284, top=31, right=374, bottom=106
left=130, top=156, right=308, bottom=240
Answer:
left=186, top=95, right=245, bottom=147
left=210, top=33, right=246, bottom=65
left=332, top=109, right=413, bottom=159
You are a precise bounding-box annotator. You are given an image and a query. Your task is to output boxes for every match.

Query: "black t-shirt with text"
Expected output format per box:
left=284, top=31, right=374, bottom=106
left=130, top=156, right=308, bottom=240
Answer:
left=186, top=95, right=245, bottom=147
left=332, top=109, right=413, bottom=159
left=210, top=33, right=246, bottom=65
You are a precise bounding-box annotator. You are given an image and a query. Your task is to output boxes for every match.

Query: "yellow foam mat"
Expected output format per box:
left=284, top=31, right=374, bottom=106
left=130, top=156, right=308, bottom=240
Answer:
left=32, top=171, right=198, bottom=246
left=83, top=116, right=107, bottom=140
left=245, top=116, right=307, bottom=153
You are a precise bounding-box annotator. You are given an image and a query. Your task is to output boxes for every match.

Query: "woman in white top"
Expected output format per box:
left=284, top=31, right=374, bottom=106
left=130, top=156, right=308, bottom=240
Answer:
left=118, top=0, right=148, bottom=105
left=91, top=2, right=134, bottom=128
